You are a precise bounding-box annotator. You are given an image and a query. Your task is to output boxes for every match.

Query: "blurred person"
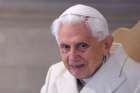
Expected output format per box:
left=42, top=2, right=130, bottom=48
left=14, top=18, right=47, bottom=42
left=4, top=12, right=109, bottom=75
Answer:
left=41, top=4, right=140, bottom=93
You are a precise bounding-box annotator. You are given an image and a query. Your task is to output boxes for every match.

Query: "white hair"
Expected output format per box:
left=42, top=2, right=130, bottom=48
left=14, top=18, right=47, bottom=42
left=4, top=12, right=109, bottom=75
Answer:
left=51, top=4, right=110, bottom=43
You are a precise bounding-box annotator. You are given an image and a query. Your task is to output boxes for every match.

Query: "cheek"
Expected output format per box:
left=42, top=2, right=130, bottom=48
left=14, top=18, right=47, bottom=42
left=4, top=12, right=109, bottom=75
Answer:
left=84, top=48, right=103, bottom=66
left=90, top=47, right=104, bottom=58
left=83, top=49, right=97, bottom=60
left=60, top=53, right=67, bottom=62
left=59, top=49, right=67, bottom=59
left=60, top=53, right=69, bottom=66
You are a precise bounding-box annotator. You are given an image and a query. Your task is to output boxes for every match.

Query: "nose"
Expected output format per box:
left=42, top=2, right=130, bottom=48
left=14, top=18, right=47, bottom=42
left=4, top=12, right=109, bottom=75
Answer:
left=68, top=48, right=79, bottom=61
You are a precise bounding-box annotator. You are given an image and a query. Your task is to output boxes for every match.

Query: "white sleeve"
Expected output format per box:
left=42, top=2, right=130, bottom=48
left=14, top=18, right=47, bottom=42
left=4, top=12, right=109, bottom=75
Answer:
left=40, top=62, right=64, bottom=93
left=40, top=66, right=53, bottom=93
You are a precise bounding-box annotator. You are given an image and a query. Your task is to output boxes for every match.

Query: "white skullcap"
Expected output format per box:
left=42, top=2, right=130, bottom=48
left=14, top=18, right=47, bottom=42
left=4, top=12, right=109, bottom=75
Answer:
left=53, top=4, right=109, bottom=41
left=60, top=4, right=106, bottom=21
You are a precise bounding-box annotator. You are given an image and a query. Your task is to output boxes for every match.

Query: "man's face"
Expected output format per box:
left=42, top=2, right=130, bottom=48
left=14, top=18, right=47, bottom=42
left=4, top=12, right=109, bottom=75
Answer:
left=58, top=22, right=107, bottom=79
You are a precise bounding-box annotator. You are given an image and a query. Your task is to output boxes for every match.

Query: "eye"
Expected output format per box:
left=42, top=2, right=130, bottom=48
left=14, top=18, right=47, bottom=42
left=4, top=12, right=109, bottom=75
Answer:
left=77, top=42, right=89, bottom=50
left=60, top=44, right=70, bottom=53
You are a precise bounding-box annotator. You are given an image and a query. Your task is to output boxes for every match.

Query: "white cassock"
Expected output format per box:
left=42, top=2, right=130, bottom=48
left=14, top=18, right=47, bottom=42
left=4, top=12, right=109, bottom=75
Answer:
left=40, top=43, right=140, bottom=93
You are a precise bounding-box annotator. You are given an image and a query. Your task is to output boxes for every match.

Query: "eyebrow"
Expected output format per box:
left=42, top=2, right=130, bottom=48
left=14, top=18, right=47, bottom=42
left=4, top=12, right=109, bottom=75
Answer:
left=60, top=43, right=70, bottom=47
left=76, top=42, right=88, bottom=45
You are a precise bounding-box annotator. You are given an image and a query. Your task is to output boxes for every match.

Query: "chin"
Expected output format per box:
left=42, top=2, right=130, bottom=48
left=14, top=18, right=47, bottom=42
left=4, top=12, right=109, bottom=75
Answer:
left=72, top=73, right=88, bottom=79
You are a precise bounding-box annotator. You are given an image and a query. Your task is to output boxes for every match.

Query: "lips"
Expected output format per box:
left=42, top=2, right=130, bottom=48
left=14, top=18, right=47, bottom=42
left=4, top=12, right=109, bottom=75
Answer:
left=70, top=64, right=85, bottom=69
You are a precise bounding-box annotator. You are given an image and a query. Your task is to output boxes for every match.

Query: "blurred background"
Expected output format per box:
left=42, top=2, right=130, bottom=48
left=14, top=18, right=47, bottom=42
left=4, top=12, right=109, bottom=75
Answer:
left=0, top=0, right=139, bottom=93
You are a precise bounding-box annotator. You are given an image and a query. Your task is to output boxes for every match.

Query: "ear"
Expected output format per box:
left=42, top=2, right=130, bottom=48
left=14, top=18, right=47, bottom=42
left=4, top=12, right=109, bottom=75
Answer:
left=103, top=35, right=113, bottom=52
left=105, top=35, right=113, bottom=49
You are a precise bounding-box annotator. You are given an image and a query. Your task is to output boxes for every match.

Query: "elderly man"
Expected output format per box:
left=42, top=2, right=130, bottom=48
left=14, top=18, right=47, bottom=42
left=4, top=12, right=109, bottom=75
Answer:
left=41, top=4, right=140, bottom=93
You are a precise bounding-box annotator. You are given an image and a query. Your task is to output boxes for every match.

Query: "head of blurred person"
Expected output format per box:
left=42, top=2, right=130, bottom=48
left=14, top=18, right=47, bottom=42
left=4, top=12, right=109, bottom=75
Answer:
left=51, top=4, right=113, bottom=79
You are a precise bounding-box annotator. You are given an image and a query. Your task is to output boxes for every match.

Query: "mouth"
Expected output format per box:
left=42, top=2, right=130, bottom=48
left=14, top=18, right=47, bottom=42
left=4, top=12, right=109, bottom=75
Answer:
left=70, top=64, right=85, bottom=69
left=68, top=63, right=86, bottom=78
